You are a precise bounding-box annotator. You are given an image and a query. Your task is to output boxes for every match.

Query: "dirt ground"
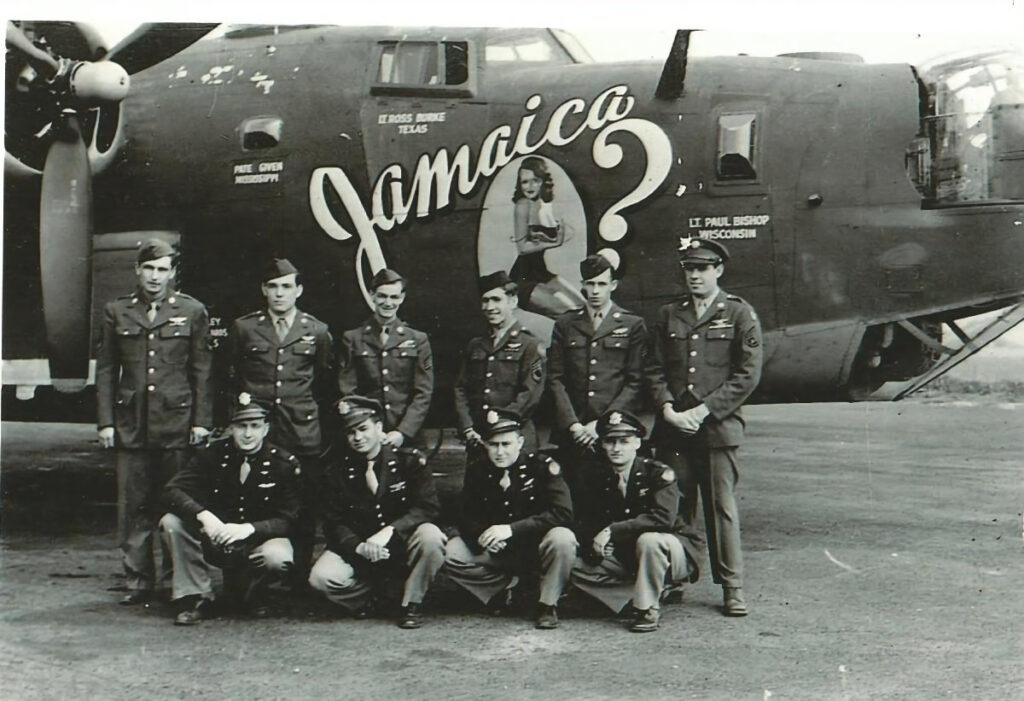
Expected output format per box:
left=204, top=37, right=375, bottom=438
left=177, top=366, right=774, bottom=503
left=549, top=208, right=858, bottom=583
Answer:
left=2, top=401, right=1023, bottom=700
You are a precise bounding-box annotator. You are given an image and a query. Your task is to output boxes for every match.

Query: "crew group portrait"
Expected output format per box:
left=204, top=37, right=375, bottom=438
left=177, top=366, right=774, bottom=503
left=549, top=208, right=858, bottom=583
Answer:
left=98, top=236, right=761, bottom=632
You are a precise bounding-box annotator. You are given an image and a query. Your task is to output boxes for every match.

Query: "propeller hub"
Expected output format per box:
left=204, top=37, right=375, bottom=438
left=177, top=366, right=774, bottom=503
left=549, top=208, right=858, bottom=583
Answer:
left=69, top=60, right=130, bottom=102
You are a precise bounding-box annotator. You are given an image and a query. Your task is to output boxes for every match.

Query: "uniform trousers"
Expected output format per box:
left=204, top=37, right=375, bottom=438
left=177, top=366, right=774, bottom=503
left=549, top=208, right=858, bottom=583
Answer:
left=116, top=448, right=184, bottom=592
left=308, top=523, right=446, bottom=610
left=658, top=437, right=743, bottom=587
left=571, top=532, right=693, bottom=612
left=444, top=527, right=577, bottom=606
left=158, top=512, right=294, bottom=603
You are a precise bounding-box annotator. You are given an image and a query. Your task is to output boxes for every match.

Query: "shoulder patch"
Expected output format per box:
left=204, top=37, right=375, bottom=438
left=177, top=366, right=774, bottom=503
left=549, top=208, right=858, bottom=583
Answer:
left=661, top=467, right=676, bottom=483
left=548, top=460, right=562, bottom=477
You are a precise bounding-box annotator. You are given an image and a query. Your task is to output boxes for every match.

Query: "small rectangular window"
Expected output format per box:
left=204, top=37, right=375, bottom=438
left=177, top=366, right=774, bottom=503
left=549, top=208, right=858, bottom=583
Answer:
left=376, top=41, right=468, bottom=87
left=717, top=113, right=758, bottom=180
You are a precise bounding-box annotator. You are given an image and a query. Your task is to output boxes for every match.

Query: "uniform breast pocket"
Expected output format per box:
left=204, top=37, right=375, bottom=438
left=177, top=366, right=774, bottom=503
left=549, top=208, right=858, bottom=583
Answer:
left=292, top=343, right=315, bottom=357
left=602, top=337, right=629, bottom=354
left=159, top=325, right=193, bottom=364
left=114, top=326, right=143, bottom=352
left=705, top=327, right=735, bottom=366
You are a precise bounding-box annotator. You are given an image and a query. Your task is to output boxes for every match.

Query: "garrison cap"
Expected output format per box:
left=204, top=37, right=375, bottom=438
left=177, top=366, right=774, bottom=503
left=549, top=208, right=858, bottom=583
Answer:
left=336, top=394, right=383, bottom=431
left=679, top=237, right=730, bottom=265
left=580, top=248, right=621, bottom=280
left=478, top=270, right=516, bottom=296
left=136, top=238, right=177, bottom=264
left=371, top=268, right=405, bottom=290
left=479, top=407, right=523, bottom=439
left=230, top=392, right=270, bottom=423
left=596, top=409, right=647, bottom=439
left=262, top=257, right=299, bottom=282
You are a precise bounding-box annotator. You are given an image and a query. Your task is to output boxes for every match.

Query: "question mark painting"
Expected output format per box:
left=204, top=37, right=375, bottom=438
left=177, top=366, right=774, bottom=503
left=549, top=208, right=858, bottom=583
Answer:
left=592, top=118, right=673, bottom=242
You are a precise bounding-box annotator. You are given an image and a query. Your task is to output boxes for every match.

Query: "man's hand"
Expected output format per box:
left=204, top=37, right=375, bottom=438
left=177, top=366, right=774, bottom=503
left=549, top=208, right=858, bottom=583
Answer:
left=486, top=540, right=508, bottom=554
left=569, top=421, right=597, bottom=449
left=463, top=428, right=483, bottom=448
left=356, top=541, right=390, bottom=562
left=196, top=510, right=225, bottom=535
left=366, top=525, right=394, bottom=548
left=97, top=426, right=115, bottom=449
left=382, top=430, right=405, bottom=448
left=663, top=404, right=702, bottom=435
left=210, top=522, right=255, bottom=547
left=478, top=524, right=513, bottom=550
left=190, top=426, right=211, bottom=446
left=592, top=527, right=612, bottom=558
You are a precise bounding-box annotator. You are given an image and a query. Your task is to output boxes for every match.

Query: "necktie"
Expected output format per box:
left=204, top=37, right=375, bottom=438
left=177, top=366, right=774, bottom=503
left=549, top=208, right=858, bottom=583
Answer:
left=239, top=459, right=251, bottom=484
left=617, top=471, right=628, bottom=496
left=592, top=311, right=603, bottom=331
left=379, top=324, right=390, bottom=348
left=695, top=298, right=708, bottom=318
left=275, top=317, right=289, bottom=342
left=365, top=460, right=379, bottom=495
left=147, top=302, right=159, bottom=323
left=498, top=470, right=511, bottom=491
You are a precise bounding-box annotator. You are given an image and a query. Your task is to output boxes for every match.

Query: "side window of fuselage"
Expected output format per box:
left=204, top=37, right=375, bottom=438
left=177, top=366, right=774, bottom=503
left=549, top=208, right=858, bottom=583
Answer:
left=716, top=113, right=758, bottom=180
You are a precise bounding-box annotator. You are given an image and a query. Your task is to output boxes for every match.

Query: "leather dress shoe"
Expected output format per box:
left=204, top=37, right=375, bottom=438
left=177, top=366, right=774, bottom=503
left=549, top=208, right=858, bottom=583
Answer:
left=629, top=607, right=661, bottom=633
left=398, top=603, right=423, bottom=629
left=119, top=590, right=153, bottom=606
left=174, top=597, right=210, bottom=626
left=248, top=603, right=272, bottom=619
left=534, top=604, right=559, bottom=630
left=723, top=587, right=748, bottom=617
left=660, top=584, right=685, bottom=605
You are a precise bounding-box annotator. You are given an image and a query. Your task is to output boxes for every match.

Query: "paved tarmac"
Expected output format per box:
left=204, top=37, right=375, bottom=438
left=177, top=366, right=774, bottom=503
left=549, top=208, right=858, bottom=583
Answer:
left=1, top=401, right=1022, bottom=700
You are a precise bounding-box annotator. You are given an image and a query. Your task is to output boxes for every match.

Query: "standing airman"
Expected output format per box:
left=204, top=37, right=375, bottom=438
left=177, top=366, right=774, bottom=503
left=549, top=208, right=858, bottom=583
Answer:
left=645, top=238, right=762, bottom=616
left=337, top=269, right=433, bottom=447
left=96, top=238, right=214, bottom=605
left=453, top=271, right=545, bottom=456
left=224, top=257, right=335, bottom=576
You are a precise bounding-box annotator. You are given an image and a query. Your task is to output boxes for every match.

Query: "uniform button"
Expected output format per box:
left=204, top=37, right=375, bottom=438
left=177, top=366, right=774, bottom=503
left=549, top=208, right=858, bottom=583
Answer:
left=384, top=386, right=390, bottom=392
left=587, top=390, right=595, bottom=397
left=278, top=349, right=284, bottom=355
left=691, top=334, right=699, bottom=340
left=689, top=367, right=696, bottom=373
left=148, top=350, right=156, bottom=357
left=275, top=398, right=282, bottom=404
left=687, top=384, right=694, bottom=390
left=275, top=380, right=282, bottom=387
left=690, top=351, right=697, bottom=357
left=486, top=372, right=493, bottom=378
left=148, top=333, right=155, bottom=340
left=482, top=404, right=489, bottom=410
left=625, top=508, right=631, bottom=515
left=483, top=388, right=490, bottom=394
left=148, top=368, right=155, bottom=374
left=277, top=364, right=283, bottom=371
left=147, top=385, right=155, bottom=391
left=591, top=342, right=597, bottom=347
left=590, top=359, right=597, bottom=365
left=382, top=369, right=389, bottom=375
left=385, top=404, right=391, bottom=410
left=488, top=356, right=495, bottom=361
left=588, top=375, right=596, bottom=381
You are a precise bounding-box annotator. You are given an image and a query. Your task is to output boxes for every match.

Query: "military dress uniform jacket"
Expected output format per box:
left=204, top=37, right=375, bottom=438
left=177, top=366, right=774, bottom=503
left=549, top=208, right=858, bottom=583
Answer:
left=458, top=452, right=573, bottom=556
left=225, top=309, right=335, bottom=455
left=646, top=290, right=763, bottom=448
left=162, top=438, right=302, bottom=539
left=575, top=457, right=700, bottom=575
left=453, top=321, right=545, bottom=434
left=96, top=291, right=214, bottom=449
left=321, top=444, right=440, bottom=563
left=337, top=318, right=433, bottom=440
left=547, top=304, right=646, bottom=431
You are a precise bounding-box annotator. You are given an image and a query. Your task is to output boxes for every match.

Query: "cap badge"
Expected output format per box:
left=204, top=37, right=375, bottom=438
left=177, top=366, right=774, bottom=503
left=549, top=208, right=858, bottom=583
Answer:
left=486, top=410, right=499, bottom=424
left=678, top=237, right=701, bottom=251
left=609, top=412, right=622, bottom=425
left=238, top=392, right=252, bottom=406
left=337, top=400, right=351, bottom=415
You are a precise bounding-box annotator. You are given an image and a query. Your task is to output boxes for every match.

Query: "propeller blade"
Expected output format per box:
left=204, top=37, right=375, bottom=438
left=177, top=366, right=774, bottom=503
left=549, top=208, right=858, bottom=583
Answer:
left=106, top=23, right=218, bottom=75
left=6, top=21, right=60, bottom=78
left=39, top=111, right=92, bottom=389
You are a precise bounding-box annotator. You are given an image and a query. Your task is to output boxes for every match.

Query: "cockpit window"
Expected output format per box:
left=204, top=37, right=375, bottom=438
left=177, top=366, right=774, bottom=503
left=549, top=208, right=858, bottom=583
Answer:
left=716, top=113, right=758, bottom=180
left=485, top=31, right=573, bottom=64
left=377, top=41, right=468, bottom=86
left=913, top=51, right=1024, bottom=205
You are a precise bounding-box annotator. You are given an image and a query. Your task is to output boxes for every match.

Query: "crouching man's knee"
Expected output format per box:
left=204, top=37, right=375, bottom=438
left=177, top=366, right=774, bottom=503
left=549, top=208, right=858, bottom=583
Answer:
left=252, top=537, right=294, bottom=573
left=308, top=550, right=356, bottom=593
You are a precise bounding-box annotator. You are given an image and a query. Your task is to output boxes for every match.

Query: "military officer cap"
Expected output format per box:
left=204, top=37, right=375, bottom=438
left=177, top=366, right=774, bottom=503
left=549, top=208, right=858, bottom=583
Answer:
left=262, top=257, right=299, bottom=282
left=230, top=392, right=270, bottom=423
left=679, top=237, right=730, bottom=266
left=479, top=407, right=523, bottom=439
left=370, top=268, right=405, bottom=290
left=596, top=409, right=647, bottom=439
left=478, top=270, right=517, bottom=296
left=580, top=247, right=621, bottom=280
left=336, top=394, right=383, bottom=431
left=136, top=238, right=177, bottom=265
